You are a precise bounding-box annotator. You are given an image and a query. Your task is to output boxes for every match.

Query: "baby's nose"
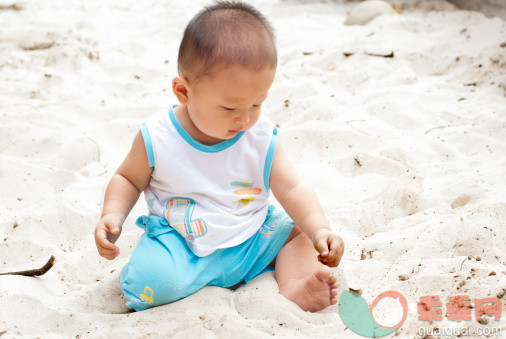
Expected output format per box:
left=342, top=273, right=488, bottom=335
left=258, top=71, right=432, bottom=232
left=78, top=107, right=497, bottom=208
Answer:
left=235, top=111, right=250, bottom=125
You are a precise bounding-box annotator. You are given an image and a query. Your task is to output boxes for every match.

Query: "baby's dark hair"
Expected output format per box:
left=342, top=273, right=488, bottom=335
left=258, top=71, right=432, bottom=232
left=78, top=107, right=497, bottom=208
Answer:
left=177, top=1, right=277, bottom=81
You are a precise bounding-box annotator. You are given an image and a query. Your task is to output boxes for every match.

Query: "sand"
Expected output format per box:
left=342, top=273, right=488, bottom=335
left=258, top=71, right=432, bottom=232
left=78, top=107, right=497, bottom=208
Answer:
left=1, top=0, right=505, bottom=337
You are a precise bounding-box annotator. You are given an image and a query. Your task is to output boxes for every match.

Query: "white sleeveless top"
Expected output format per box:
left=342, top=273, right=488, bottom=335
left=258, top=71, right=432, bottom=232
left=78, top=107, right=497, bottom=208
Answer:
left=140, top=106, right=278, bottom=257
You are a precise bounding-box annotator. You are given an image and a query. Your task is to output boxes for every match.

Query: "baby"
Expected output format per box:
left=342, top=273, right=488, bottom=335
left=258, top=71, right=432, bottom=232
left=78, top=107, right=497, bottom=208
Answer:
left=94, top=1, right=344, bottom=313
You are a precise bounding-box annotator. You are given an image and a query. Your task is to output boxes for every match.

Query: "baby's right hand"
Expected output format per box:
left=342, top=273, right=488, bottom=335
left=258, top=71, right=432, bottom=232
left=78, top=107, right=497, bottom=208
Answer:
left=94, top=213, right=124, bottom=260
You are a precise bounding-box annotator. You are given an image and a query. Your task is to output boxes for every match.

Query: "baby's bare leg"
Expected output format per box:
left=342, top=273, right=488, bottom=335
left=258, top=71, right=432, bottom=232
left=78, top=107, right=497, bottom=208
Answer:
left=274, top=225, right=339, bottom=312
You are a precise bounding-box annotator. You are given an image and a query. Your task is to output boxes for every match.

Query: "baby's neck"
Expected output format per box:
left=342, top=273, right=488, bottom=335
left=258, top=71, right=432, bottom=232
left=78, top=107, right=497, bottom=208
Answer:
left=173, top=105, right=223, bottom=146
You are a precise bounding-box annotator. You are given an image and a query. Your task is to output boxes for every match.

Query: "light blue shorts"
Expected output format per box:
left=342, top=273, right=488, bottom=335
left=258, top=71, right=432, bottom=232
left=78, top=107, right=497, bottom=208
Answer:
left=119, top=205, right=295, bottom=311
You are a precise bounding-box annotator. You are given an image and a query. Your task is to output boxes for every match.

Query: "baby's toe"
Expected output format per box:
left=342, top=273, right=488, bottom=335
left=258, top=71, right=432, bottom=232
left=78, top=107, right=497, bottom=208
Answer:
left=315, top=266, right=332, bottom=281
left=328, top=275, right=337, bottom=284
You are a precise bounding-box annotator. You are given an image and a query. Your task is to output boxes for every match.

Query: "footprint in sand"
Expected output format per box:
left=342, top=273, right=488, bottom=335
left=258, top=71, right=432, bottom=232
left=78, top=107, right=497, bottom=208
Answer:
left=450, top=194, right=472, bottom=209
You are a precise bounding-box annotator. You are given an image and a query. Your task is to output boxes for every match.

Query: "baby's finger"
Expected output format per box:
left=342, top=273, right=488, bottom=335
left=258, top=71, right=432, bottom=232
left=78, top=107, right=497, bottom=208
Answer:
left=99, top=245, right=118, bottom=254
left=98, top=244, right=119, bottom=258
left=314, top=239, right=330, bottom=257
left=96, top=228, right=117, bottom=250
left=103, top=242, right=119, bottom=253
left=329, top=237, right=344, bottom=258
left=319, top=254, right=333, bottom=262
left=326, top=247, right=337, bottom=261
left=318, top=255, right=336, bottom=268
left=105, top=222, right=121, bottom=235
left=328, top=237, right=339, bottom=251
left=100, top=251, right=118, bottom=260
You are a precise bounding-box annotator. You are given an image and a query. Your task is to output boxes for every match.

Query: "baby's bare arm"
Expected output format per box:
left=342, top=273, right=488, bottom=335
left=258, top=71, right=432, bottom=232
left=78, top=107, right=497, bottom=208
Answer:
left=270, top=139, right=344, bottom=266
left=270, top=140, right=330, bottom=237
left=95, top=131, right=153, bottom=259
left=102, top=131, right=152, bottom=217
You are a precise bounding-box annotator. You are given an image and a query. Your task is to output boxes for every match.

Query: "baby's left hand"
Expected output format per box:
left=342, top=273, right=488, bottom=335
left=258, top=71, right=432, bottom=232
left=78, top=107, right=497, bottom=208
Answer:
left=311, top=228, right=344, bottom=267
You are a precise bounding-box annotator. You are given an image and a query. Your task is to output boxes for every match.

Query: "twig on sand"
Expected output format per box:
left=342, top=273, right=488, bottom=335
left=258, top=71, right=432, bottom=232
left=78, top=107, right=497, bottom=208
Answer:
left=344, top=119, right=366, bottom=124
left=424, top=125, right=446, bottom=135
left=349, top=288, right=362, bottom=295
left=343, top=51, right=394, bottom=58
left=0, top=256, right=55, bottom=277
left=459, top=257, right=467, bottom=271
left=366, top=51, right=394, bottom=58
left=20, top=41, right=55, bottom=51
left=0, top=4, right=23, bottom=10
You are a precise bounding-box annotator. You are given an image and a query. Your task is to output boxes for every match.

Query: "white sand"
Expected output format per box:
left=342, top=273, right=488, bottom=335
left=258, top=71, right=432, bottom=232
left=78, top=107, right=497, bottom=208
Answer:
left=1, top=0, right=505, bottom=337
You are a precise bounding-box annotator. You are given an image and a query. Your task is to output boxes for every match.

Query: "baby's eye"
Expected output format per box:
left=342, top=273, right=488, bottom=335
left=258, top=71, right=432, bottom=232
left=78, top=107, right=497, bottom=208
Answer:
left=253, top=105, right=260, bottom=108
left=222, top=106, right=235, bottom=111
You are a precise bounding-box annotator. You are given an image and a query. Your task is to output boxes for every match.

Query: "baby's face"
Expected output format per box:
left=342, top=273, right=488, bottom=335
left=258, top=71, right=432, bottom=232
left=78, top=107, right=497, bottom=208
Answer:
left=186, top=64, right=276, bottom=145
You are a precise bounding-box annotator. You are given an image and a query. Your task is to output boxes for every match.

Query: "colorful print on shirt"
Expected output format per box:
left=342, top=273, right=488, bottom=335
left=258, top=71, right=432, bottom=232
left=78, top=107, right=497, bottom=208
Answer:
left=232, top=180, right=262, bottom=207
left=164, top=198, right=207, bottom=241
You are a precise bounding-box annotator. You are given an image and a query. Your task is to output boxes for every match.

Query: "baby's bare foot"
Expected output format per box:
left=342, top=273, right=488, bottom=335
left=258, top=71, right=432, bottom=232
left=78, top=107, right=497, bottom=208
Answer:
left=279, top=266, right=339, bottom=312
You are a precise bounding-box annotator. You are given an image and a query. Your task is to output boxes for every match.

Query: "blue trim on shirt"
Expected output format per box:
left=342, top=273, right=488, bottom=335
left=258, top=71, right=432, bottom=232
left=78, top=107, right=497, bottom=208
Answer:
left=168, top=105, right=245, bottom=153
left=141, top=122, right=155, bottom=168
left=263, top=127, right=278, bottom=191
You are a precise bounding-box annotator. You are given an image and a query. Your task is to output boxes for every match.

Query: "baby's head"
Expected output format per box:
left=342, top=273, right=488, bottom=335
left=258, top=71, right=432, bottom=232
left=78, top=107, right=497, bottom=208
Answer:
left=177, top=1, right=277, bottom=82
left=173, top=1, right=277, bottom=145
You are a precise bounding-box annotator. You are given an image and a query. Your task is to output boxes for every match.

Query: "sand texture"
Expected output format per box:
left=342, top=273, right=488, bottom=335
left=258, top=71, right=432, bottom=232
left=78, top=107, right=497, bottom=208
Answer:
left=1, top=0, right=505, bottom=337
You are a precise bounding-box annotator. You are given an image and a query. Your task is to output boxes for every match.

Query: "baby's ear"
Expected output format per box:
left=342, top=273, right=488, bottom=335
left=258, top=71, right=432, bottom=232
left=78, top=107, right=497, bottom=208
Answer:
left=172, top=77, right=189, bottom=105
